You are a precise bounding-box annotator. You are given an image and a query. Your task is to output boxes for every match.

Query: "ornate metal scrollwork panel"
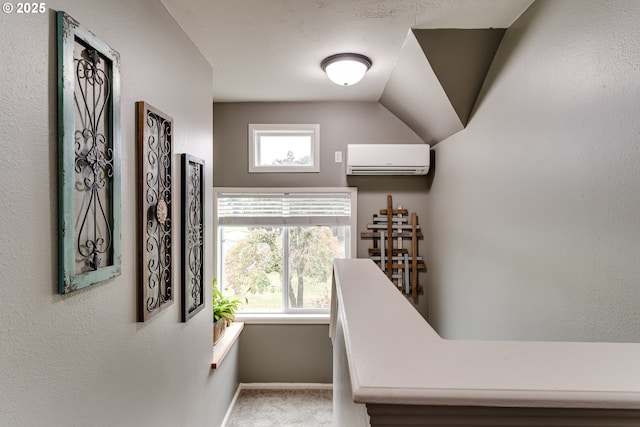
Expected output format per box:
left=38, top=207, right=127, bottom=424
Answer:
left=181, top=154, right=205, bottom=322
left=136, top=102, right=174, bottom=322
left=57, top=11, right=121, bottom=294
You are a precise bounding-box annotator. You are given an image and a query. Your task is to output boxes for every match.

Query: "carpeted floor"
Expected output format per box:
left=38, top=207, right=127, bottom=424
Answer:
left=225, top=388, right=332, bottom=427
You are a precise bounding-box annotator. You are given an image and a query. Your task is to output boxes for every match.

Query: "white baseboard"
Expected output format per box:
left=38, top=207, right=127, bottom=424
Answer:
left=240, top=382, right=333, bottom=390
left=220, top=385, right=242, bottom=427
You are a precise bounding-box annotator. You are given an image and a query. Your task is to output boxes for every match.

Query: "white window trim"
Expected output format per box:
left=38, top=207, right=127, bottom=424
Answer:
left=234, top=313, right=330, bottom=324
left=248, top=124, right=320, bottom=173
left=214, top=187, right=357, bottom=323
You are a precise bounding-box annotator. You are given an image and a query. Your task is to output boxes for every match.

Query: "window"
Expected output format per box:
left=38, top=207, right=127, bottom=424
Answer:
left=248, top=124, right=320, bottom=173
left=214, top=188, right=357, bottom=318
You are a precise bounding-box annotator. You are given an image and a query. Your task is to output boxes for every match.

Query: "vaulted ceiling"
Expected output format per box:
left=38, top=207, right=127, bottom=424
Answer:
left=161, top=0, right=533, bottom=143
left=162, top=0, right=532, bottom=101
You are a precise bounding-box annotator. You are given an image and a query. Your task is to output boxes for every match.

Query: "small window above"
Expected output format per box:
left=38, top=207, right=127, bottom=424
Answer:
left=248, top=124, right=320, bottom=173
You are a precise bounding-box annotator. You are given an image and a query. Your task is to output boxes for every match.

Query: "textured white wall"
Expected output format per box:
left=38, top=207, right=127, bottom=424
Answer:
left=0, top=1, right=218, bottom=426
left=425, top=0, right=640, bottom=342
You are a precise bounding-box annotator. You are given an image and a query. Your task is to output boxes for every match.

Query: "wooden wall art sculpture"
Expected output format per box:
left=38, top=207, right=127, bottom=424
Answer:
left=360, top=195, right=425, bottom=298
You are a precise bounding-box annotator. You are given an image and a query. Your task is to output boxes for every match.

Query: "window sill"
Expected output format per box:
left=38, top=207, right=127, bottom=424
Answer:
left=212, top=322, right=244, bottom=369
left=235, top=313, right=330, bottom=324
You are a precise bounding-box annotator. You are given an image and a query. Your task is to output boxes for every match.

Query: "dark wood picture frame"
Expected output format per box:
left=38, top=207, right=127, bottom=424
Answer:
left=136, top=102, right=174, bottom=321
left=57, top=11, right=122, bottom=294
left=181, top=154, right=205, bottom=322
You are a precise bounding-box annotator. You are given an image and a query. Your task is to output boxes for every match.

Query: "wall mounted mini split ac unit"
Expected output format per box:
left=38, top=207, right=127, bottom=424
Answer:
left=346, top=144, right=430, bottom=175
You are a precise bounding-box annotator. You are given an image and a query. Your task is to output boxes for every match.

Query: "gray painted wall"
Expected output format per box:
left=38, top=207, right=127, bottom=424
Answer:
left=0, top=1, right=231, bottom=426
left=214, top=102, right=430, bottom=310
left=239, top=325, right=333, bottom=383
left=213, top=101, right=425, bottom=188
left=425, top=0, right=640, bottom=343
left=213, top=102, right=432, bottom=381
left=413, top=28, right=506, bottom=126
left=210, top=342, right=241, bottom=426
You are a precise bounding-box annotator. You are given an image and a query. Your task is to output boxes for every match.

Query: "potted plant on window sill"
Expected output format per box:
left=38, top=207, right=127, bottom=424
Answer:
left=213, top=279, right=244, bottom=345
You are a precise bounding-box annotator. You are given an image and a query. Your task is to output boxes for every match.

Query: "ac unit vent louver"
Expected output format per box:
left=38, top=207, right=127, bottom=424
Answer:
left=346, top=144, right=430, bottom=176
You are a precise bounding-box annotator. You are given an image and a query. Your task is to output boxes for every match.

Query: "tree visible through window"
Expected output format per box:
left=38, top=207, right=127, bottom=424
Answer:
left=223, top=227, right=283, bottom=309
left=288, top=226, right=339, bottom=308
left=215, top=188, right=356, bottom=314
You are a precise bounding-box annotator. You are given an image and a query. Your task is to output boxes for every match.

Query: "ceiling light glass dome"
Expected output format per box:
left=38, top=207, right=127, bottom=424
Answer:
left=321, top=53, right=372, bottom=86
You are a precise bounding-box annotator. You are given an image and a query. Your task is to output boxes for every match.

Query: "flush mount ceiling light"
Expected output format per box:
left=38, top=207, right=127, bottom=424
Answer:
left=321, top=53, right=372, bottom=86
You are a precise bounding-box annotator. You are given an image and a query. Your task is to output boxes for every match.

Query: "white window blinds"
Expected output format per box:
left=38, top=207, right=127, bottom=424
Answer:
left=217, top=191, right=353, bottom=226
